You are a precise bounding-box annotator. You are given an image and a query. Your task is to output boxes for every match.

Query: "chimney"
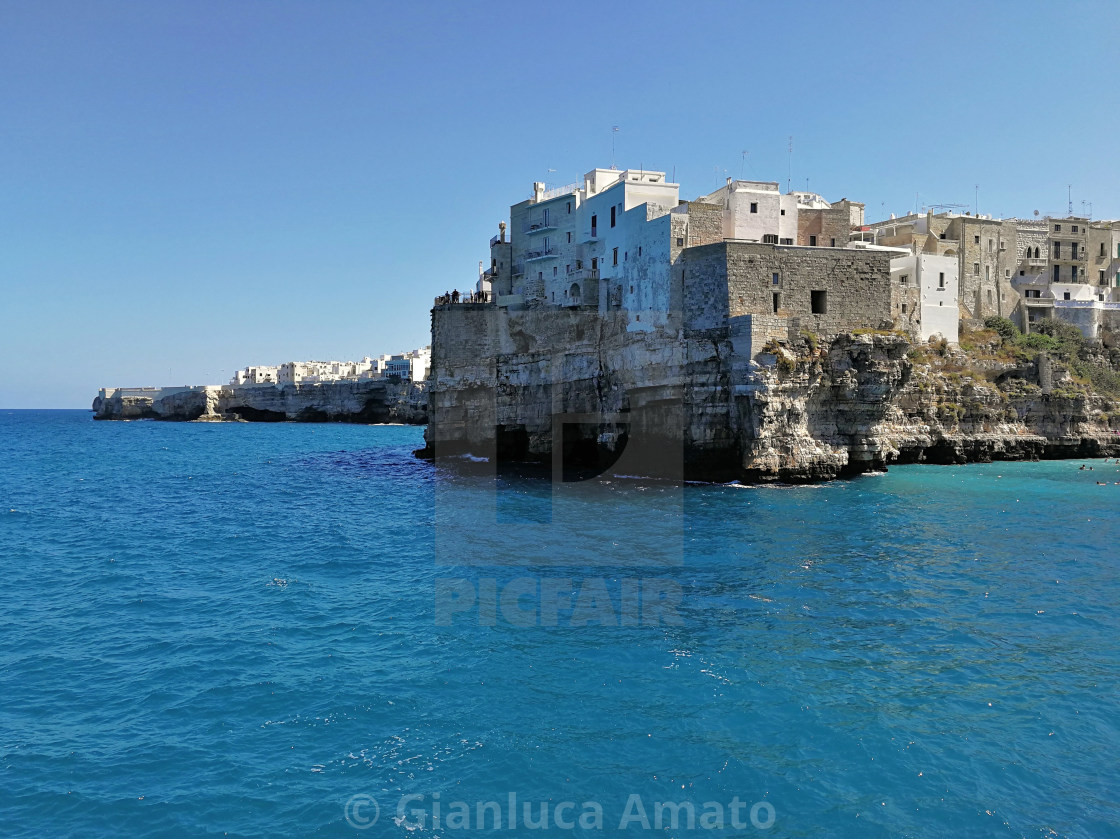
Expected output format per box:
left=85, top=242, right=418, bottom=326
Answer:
left=499, top=221, right=506, bottom=243
left=533, top=182, right=545, bottom=203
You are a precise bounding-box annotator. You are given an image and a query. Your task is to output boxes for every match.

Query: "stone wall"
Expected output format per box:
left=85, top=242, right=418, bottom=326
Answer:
left=680, top=243, right=893, bottom=338
left=796, top=201, right=854, bottom=248
left=683, top=201, right=724, bottom=248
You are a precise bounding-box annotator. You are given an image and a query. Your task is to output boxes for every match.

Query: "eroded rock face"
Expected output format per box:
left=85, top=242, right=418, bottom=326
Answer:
left=421, top=307, right=1120, bottom=482
left=92, top=380, right=428, bottom=425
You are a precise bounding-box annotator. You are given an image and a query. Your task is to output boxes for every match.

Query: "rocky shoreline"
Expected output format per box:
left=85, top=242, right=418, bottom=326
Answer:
left=418, top=308, right=1120, bottom=483
left=93, top=379, right=427, bottom=425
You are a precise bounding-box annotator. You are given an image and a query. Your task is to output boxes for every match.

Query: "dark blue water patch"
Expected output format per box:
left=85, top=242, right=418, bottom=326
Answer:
left=0, top=411, right=1117, bottom=838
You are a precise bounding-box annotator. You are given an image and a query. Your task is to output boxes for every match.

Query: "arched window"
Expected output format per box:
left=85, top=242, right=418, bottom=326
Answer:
left=569, top=282, right=581, bottom=304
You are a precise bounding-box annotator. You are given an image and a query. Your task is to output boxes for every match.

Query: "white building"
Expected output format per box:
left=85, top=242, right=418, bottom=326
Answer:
left=696, top=179, right=799, bottom=244
left=504, top=168, right=682, bottom=326
left=383, top=346, right=431, bottom=382
left=891, top=253, right=960, bottom=343
left=231, top=365, right=280, bottom=386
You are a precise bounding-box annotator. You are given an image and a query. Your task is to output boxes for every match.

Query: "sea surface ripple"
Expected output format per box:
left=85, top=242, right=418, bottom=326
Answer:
left=0, top=410, right=1117, bottom=838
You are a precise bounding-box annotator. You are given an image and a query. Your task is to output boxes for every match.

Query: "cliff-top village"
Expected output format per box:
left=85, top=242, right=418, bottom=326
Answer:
left=451, top=166, right=1120, bottom=347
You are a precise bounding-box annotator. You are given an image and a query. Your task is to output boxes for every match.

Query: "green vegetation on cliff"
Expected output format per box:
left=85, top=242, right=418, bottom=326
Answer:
left=982, top=316, right=1120, bottom=398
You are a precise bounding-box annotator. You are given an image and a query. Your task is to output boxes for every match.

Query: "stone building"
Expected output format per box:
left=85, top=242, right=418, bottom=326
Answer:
left=861, top=210, right=1018, bottom=321
left=679, top=242, right=892, bottom=337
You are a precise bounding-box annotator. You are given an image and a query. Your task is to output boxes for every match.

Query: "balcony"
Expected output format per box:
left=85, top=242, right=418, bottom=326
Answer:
left=525, top=247, right=557, bottom=261
left=583, top=227, right=599, bottom=242
left=1026, top=257, right=1047, bottom=267
left=566, top=267, right=600, bottom=282
left=523, top=219, right=558, bottom=235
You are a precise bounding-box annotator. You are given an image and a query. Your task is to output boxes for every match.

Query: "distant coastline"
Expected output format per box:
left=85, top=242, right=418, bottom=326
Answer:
left=92, top=379, right=427, bottom=425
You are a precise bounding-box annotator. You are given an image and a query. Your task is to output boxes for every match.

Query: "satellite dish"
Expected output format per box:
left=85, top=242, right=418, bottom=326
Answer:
left=1034, top=210, right=1040, bottom=216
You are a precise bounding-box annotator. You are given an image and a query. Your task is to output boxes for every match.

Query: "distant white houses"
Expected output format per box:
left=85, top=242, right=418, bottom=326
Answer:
left=383, top=346, right=431, bottom=382
left=230, top=346, right=431, bottom=387
left=232, top=365, right=280, bottom=386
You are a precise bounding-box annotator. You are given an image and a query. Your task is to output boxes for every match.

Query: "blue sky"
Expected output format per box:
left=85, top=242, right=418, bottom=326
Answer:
left=2, top=0, right=1118, bottom=407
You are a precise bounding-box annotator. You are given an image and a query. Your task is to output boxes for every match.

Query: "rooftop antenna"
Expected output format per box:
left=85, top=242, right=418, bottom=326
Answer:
left=974, top=184, right=979, bottom=216
left=611, top=126, right=619, bottom=170
left=1068, top=185, right=1072, bottom=217
left=740, top=150, right=748, bottom=179
left=786, top=136, right=793, bottom=193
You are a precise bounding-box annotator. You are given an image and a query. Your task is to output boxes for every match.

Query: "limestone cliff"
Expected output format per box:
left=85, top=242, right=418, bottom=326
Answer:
left=93, top=380, right=427, bottom=425
left=420, top=305, right=1120, bottom=482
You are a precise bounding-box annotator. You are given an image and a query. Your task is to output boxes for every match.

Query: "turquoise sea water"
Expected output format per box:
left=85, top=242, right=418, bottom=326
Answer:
left=1, top=409, right=1118, bottom=838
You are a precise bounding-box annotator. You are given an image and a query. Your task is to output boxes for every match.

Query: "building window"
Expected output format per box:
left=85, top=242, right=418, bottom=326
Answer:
left=1054, top=265, right=1060, bottom=282
left=567, top=232, right=572, bottom=243
left=985, top=266, right=990, bottom=281
left=780, top=209, right=786, bottom=216
left=591, top=257, right=597, bottom=270
left=1064, top=292, right=1071, bottom=300
left=1101, top=270, right=1108, bottom=284
left=553, top=266, right=557, bottom=277
left=974, top=235, right=980, bottom=244
left=902, top=303, right=908, bottom=314
left=939, top=272, right=945, bottom=289
left=538, top=271, right=543, bottom=280
left=974, top=263, right=980, bottom=275
left=1005, top=269, right=1010, bottom=278
left=750, top=202, right=758, bottom=214
left=1054, top=242, right=1061, bottom=259
left=638, top=246, right=642, bottom=257
left=1102, top=243, right=1108, bottom=257
left=779, top=238, right=793, bottom=245
left=772, top=273, right=780, bottom=285
left=811, top=290, right=828, bottom=314
left=1072, top=225, right=1079, bottom=233
left=809, top=235, right=817, bottom=246
left=630, top=285, right=634, bottom=293
left=1072, top=266, right=1078, bottom=280
left=763, top=234, right=778, bottom=244
left=567, top=201, right=571, bottom=213
left=1054, top=224, right=1061, bottom=232
left=1071, top=243, right=1079, bottom=259
left=988, top=239, right=994, bottom=252
left=987, top=290, right=993, bottom=304
left=830, top=238, right=836, bottom=247
left=1000, top=241, right=1006, bottom=251
left=612, top=247, right=618, bottom=266
left=610, top=206, right=617, bottom=227
left=772, top=292, right=780, bottom=313
left=590, top=214, right=597, bottom=236
left=900, top=275, right=908, bottom=286
left=624, top=251, right=628, bottom=262
left=676, top=237, right=684, bottom=247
